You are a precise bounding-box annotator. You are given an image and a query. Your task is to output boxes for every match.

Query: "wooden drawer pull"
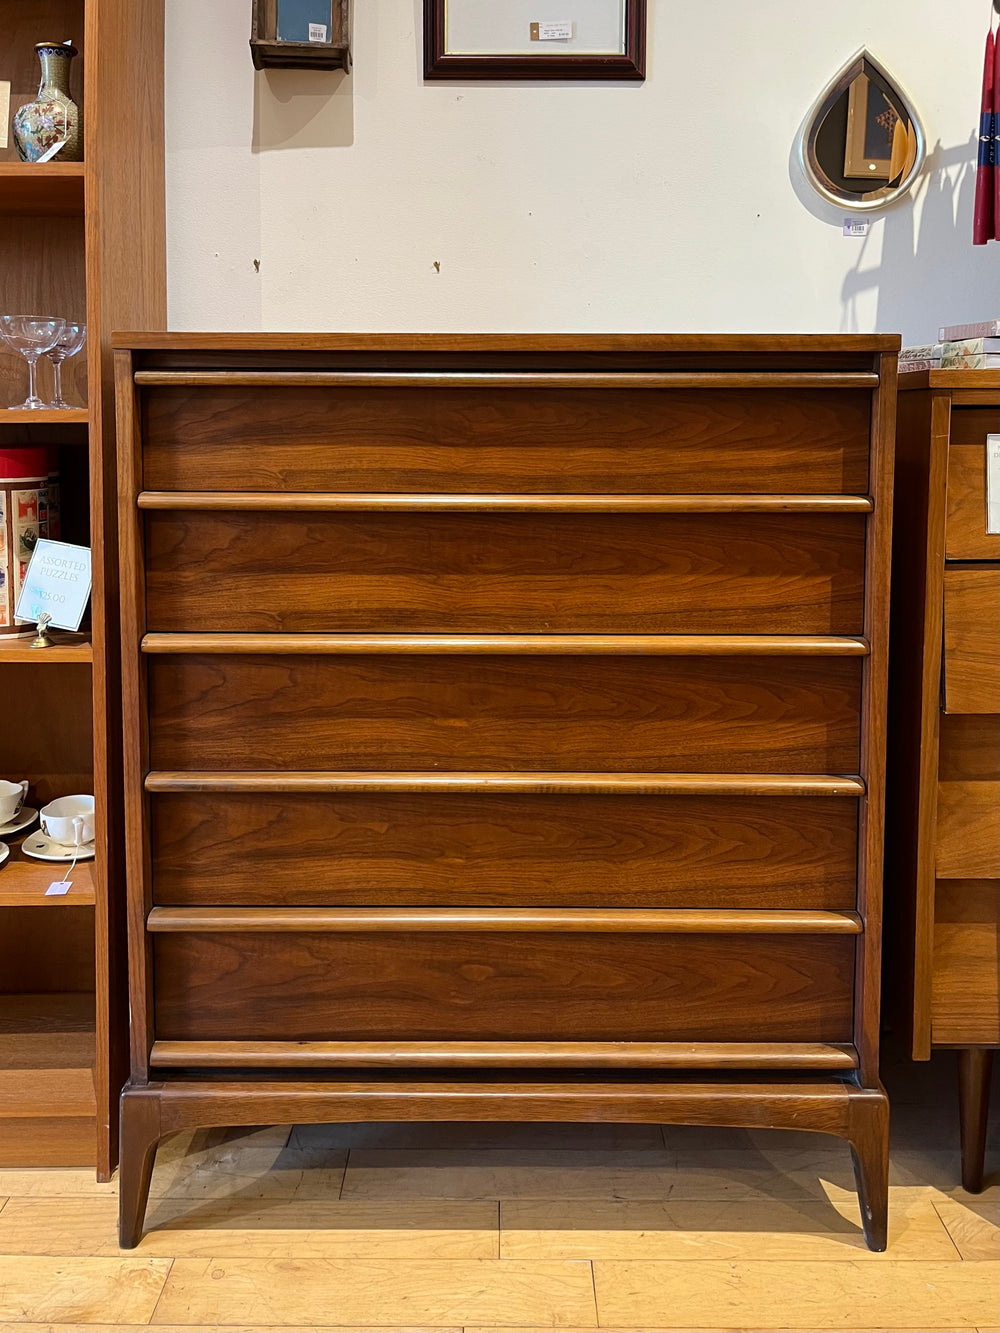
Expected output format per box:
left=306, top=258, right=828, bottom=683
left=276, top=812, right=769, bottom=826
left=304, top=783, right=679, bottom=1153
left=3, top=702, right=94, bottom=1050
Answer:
left=134, top=370, right=880, bottom=390
left=146, top=906, right=863, bottom=934
left=144, top=770, right=866, bottom=796
left=149, top=1039, right=860, bottom=1070
left=136, top=490, right=875, bottom=514
left=141, top=632, right=871, bottom=657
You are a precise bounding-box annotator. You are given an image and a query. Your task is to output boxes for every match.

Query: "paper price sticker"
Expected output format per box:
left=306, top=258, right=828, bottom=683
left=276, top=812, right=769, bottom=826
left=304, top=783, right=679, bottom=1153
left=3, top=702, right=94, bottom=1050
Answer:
left=987, top=435, right=1000, bottom=535
left=46, top=881, right=72, bottom=896
left=843, top=218, right=870, bottom=237
left=531, top=20, right=574, bottom=40
left=308, top=22, right=328, bottom=41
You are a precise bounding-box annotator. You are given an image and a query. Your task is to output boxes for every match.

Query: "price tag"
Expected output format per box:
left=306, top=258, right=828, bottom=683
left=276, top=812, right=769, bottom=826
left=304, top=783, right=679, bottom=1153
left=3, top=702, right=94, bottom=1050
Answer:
left=987, top=435, right=1000, bottom=535
left=46, top=881, right=72, bottom=896
left=308, top=22, right=328, bottom=41
left=14, top=538, right=92, bottom=630
left=0, top=83, right=10, bottom=150
left=843, top=218, right=869, bottom=237
left=531, top=21, right=574, bottom=40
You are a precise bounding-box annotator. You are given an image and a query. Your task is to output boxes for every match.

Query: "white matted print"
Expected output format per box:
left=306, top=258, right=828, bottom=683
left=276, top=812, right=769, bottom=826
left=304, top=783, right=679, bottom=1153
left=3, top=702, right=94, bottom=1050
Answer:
left=445, top=0, right=626, bottom=54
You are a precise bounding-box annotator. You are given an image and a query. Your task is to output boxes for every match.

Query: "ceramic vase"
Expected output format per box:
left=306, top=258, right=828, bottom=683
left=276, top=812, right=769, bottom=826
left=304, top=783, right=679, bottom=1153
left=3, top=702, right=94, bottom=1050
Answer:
left=13, top=43, right=82, bottom=163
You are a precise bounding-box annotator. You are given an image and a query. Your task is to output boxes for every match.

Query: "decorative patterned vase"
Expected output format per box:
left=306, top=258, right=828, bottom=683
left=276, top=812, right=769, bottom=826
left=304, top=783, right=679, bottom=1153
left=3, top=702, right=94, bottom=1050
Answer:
left=13, top=43, right=82, bottom=163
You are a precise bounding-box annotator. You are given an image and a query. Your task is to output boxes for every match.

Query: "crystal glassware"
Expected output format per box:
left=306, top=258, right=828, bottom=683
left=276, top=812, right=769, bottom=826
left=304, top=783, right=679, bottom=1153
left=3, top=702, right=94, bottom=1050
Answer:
left=44, top=322, right=87, bottom=409
left=0, top=316, right=66, bottom=410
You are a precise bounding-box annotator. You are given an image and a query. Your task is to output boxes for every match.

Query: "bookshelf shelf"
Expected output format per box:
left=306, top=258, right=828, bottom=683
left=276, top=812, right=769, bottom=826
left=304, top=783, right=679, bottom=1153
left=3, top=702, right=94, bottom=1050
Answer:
left=0, top=407, right=89, bottom=424
left=0, top=163, right=86, bottom=216
left=0, top=633, right=92, bottom=662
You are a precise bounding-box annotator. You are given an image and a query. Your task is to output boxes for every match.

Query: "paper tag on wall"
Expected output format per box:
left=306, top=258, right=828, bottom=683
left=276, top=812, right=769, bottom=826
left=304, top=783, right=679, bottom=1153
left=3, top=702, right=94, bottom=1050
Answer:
left=0, top=82, right=9, bottom=150
left=987, top=435, right=1000, bottom=535
left=530, top=21, right=574, bottom=40
left=308, top=22, right=328, bottom=41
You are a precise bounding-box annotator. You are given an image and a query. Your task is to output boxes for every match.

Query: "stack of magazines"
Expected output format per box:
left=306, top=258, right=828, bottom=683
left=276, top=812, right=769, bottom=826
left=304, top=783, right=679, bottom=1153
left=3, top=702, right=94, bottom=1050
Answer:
left=900, top=319, right=1000, bottom=371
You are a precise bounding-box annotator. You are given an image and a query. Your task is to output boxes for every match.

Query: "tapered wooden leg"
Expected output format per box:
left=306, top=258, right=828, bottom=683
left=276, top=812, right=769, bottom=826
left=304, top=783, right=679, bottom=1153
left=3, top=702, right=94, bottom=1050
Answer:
left=958, top=1047, right=995, bottom=1194
left=847, top=1086, right=889, bottom=1252
left=118, top=1087, right=161, bottom=1249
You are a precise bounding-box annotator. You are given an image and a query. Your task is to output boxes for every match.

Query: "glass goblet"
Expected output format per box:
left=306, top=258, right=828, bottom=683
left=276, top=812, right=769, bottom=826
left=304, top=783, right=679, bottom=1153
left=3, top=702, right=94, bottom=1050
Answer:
left=0, top=315, right=67, bottom=410
left=45, top=322, right=87, bottom=409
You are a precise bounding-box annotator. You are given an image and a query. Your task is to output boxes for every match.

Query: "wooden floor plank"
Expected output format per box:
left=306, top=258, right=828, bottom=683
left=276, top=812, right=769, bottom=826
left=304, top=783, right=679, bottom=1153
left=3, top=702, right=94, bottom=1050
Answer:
left=0, top=1168, right=117, bottom=1198
left=0, top=1256, right=170, bottom=1324
left=0, top=1195, right=499, bottom=1258
left=151, top=1258, right=598, bottom=1328
left=500, top=1190, right=958, bottom=1260
left=933, top=1191, right=999, bottom=1261
left=592, top=1260, right=999, bottom=1330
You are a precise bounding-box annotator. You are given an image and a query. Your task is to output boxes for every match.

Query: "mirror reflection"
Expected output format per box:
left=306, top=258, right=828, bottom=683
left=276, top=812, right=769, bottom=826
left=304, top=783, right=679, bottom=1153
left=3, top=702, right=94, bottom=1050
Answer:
left=800, top=51, right=925, bottom=210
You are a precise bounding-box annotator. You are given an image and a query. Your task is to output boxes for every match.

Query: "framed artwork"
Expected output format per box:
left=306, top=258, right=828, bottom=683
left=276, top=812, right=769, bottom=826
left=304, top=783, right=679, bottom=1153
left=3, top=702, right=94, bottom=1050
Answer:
left=423, top=0, right=645, bottom=80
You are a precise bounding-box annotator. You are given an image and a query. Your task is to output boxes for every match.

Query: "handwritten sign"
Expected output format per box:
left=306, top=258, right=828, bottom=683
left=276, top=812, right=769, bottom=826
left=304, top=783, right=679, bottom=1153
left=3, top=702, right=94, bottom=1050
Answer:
left=15, top=538, right=92, bottom=630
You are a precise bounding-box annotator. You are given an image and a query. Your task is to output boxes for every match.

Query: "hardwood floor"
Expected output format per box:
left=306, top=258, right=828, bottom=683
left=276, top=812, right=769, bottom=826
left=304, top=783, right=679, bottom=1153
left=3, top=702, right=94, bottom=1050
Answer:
left=0, top=1049, right=994, bottom=1331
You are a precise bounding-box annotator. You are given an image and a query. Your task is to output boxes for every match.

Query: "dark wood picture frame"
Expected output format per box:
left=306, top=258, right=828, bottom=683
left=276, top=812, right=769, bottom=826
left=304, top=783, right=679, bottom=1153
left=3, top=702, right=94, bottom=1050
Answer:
left=423, top=0, right=645, bottom=80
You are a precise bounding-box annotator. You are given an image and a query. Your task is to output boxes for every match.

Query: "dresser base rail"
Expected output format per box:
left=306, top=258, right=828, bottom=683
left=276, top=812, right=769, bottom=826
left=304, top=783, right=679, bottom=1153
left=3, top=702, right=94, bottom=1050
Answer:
left=118, top=1075, right=888, bottom=1252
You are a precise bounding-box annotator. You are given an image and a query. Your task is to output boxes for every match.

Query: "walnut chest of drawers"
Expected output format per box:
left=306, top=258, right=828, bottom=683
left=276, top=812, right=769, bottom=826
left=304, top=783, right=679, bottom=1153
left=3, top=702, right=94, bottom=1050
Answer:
left=886, top=368, right=999, bottom=1191
left=115, top=334, right=898, bottom=1248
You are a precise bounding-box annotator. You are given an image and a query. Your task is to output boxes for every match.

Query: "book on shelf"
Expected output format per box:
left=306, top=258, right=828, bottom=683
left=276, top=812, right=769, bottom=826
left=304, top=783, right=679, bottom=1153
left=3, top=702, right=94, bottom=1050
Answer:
left=941, top=337, right=1000, bottom=355
left=937, top=319, right=1000, bottom=341
left=939, top=351, right=1000, bottom=368
left=900, top=344, right=943, bottom=361
left=899, top=358, right=941, bottom=373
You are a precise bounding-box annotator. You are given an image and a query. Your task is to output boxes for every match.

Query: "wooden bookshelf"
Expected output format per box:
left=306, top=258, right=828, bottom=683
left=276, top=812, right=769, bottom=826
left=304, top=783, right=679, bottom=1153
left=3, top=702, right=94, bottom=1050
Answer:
left=0, top=162, right=86, bottom=215
left=0, top=0, right=165, bottom=1176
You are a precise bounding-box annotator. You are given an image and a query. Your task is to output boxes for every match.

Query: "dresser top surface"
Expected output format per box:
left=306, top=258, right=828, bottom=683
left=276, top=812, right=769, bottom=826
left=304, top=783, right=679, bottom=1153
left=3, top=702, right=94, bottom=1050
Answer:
left=113, top=332, right=900, bottom=355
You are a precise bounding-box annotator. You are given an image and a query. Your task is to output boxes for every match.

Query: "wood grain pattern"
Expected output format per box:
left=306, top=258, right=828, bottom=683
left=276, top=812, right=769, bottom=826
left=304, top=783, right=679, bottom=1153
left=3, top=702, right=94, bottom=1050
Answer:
left=149, top=790, right=860, bottom=908
left=939, top=713, right=1000, bottom=781
left=144, top=510, right=867, bottom=634
left=145, top=907, right=863, bottom=934
left=853, top=348, right=895, bottom=1085
left=141, top=384, right=872, bottom=494
left=936, top=782, right=1000, bottom=879
left=0, top=1255, right=170, bottom=1324
left=137, top=490, right=875, bottom=513
left=145, top=653, right=863, bottom=773
left=947, top=436, right=999, bottom=560
left=137, top=370, right=878, bottom=389
left=932, top=880, right=1000, bottom=1045
left=943, top=566, right=1000, bottom=713
left=144, top=770, right=867, bottom=796
left=148, top=1039, right=858, bottom=1069
left=151, top=930, right=856, bottom=1043
left=141, top=631, right=871, bottom=656
left=149, top=1256, right=598, bottom=1329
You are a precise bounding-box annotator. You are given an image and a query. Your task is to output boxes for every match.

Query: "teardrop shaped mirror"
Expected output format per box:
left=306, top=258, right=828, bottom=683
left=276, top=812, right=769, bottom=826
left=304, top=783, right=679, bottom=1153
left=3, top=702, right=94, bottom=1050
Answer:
left=796, top=50, right=925, bottom=210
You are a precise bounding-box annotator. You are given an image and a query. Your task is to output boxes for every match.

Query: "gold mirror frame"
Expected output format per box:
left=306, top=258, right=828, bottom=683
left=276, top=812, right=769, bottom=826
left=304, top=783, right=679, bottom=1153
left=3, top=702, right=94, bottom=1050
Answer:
left=796, top=49, right=926, bottom=212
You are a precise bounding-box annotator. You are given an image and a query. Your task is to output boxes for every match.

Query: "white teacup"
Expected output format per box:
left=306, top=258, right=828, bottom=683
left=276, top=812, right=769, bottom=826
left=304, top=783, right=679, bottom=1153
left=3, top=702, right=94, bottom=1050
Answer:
left=0, top=779, right=29, bottom=825
left=40, top=794, right=95, bottom=848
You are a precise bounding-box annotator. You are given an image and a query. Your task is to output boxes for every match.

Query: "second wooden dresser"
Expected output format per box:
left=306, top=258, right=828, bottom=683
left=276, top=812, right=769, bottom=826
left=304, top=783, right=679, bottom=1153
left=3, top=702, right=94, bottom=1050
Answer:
left=115, top=334, right=898, bottom=1248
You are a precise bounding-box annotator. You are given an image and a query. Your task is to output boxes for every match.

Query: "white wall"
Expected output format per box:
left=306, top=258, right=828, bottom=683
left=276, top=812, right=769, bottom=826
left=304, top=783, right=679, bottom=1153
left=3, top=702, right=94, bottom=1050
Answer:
left=165, top=0, right=997, bottom=342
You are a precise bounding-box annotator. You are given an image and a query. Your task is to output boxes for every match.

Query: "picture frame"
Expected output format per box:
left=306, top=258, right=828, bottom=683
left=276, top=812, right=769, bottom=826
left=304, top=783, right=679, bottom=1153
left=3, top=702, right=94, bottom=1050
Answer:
left=423, top=0, right=645, bottom=80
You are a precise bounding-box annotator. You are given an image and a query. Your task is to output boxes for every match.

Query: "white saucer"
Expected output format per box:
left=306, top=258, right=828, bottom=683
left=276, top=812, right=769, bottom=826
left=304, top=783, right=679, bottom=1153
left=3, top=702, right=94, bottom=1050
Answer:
left=20, top=831, right=95, bottom=862
left=0, top=806, right=38, bottom=839
left=0, top=843, right=8, bottom=869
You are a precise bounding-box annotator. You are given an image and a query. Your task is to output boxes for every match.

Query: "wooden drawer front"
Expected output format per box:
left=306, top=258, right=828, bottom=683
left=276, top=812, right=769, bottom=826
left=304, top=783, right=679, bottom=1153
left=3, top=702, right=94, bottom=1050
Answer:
left=936, top=716, right=1000, bottom=879
left=932, top=880, right=1000, bottom=1045
left=146, top=654, right=862, bottom=773
left=144, top=511, right=867, bottom=634
left=141, top=386, right=872, bottom=494
left=152, top=929, right=856, bottom=1043
left=943, top=567, right=1000, bottom=713
left=947, top=412, right=1000, bottom=559
left=150, top=792, right=860, bottom=909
